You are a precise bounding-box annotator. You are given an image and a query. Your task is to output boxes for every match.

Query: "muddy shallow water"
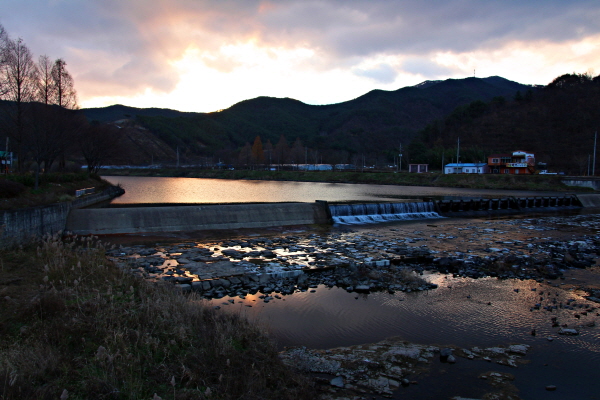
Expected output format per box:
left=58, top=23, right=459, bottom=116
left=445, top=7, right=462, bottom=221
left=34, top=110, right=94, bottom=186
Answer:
left=103, top=210, right=600, bottom=399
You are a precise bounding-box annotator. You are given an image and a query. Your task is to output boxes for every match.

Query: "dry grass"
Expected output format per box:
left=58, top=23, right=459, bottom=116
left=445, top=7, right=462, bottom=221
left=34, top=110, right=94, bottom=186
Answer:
left=0, top=236, right=312, bottom=400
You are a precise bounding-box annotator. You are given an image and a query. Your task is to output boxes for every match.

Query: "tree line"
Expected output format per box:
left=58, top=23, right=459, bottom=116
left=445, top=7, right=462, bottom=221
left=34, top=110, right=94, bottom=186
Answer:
left=407, top=73, right=600, bottom=173
left=0, top=24, right=121, bottom=183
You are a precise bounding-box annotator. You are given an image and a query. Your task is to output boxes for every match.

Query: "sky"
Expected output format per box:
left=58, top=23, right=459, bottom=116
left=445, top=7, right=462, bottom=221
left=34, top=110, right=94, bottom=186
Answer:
left=2, top=0, right=599, bottom=113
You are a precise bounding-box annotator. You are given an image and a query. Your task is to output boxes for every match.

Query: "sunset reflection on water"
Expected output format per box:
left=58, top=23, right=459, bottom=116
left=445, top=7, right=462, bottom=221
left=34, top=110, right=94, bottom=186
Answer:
left=103, top=176, right=566, bottom=204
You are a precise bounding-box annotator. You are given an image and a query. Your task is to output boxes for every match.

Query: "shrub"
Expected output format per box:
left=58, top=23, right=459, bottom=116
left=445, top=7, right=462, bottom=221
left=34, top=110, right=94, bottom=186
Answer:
left=0, top=179, right=27, bottom=198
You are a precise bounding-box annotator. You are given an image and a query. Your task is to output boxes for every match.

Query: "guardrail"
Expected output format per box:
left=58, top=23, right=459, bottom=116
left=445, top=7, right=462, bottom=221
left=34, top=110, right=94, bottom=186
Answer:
left=75, top=187, right=96, bottom=197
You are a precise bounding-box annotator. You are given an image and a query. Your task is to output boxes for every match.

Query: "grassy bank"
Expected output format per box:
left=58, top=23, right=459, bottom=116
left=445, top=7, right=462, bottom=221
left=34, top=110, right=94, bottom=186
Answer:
left=0, top=173, right=112, bottom=210
left=0, top=237, right=312, bottom=399
left=102, top=168, right=580, bottom=192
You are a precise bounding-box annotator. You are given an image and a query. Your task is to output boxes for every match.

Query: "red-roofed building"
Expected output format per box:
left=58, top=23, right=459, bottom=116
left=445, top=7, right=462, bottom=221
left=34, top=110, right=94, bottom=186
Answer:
left=488, top=150, right=535, bottom=174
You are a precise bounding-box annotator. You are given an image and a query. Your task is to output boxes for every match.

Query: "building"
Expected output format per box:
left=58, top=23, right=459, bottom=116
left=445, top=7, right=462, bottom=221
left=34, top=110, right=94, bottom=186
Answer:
left=409, top=164, right=429, bottom=173
left=0, top=151, right=12, bottom=173
left=487, top=150, right=535, bottom=174
left=444, top=163, right=488, bottom=174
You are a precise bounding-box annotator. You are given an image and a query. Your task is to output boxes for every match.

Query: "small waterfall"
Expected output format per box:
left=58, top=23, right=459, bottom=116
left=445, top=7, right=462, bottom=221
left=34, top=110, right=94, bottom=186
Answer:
left=329, top=202, right=441, bottom=224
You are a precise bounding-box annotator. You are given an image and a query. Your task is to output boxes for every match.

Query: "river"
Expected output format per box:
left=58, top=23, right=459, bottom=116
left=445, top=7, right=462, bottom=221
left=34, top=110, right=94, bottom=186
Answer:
left=100, top=176, right=598, bottom=399
left=102, top=175, right=566, bottom=204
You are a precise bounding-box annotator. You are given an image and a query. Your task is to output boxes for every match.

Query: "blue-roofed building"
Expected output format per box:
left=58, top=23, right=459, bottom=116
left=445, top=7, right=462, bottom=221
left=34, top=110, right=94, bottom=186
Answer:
left=444, top=162, right=488, bottom=174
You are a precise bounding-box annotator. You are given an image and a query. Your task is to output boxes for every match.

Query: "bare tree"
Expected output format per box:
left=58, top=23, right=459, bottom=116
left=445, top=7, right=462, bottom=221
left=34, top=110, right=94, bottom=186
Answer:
left=27, top=104, right=81, bottom=187
left=78, top=122, right=123, bottom=174
left=0, top=24, right=10, bottom=98
left=1, top=37, right=38, bottom=171
left=251, top=135, right=265, bottom=166
left=36, top=55, right=55, bottom=104
left=51, top=58, right=77, bottom=109
left=274, top=134, right=289, bottom=168
left=290, top=137, right=304, bottom=168
left=238, top=142, right=252, bottom=168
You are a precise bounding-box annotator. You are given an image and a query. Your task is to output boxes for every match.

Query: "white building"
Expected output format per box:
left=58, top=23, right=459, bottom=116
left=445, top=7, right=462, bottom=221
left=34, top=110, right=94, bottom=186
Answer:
left=444, top=162, right=488, bottom=174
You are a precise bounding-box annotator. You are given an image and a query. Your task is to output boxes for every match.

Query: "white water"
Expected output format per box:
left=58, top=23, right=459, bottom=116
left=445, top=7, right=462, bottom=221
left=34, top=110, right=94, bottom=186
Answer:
left=330, top=201, right=442, bottom=224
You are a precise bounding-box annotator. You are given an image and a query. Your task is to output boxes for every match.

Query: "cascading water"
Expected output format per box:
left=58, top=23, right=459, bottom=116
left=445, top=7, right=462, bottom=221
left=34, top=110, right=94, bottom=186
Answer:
left=329, top=201, right=441, bottom=224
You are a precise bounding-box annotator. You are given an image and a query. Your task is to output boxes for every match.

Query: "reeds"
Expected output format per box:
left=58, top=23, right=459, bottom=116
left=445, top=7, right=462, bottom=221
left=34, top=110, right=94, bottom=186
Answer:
left=0, top=235, right=312, bottom=399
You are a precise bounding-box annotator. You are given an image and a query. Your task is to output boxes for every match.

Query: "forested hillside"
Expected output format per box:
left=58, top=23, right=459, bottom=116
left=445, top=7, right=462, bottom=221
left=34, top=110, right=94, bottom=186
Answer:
left=411, top=73, right=600, bottom=174
left=81, top=76, right=531, bottom=166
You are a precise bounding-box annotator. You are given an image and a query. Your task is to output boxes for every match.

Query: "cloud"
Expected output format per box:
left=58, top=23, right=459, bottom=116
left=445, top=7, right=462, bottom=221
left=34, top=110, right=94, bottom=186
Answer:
left=353, top=63, right=398, bottom=84
left=401, top=58, right=458, bottom=78
left=2, top=0, right=599, bottom=111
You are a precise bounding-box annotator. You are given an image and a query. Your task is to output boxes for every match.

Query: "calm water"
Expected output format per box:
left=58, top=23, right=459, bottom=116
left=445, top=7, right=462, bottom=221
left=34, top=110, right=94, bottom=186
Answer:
left=103, top=175, right=566, bottom=204
left=210, top=274, right=600, bottom=400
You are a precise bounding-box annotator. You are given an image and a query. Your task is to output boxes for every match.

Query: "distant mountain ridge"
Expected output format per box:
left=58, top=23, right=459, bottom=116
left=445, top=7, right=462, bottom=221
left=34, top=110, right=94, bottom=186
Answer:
left=81, top=76, right=533, bottom=164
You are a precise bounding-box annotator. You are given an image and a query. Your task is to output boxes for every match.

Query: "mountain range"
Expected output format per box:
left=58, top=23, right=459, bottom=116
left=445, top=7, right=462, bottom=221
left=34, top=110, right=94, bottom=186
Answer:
left=82, top=76, right=532, bottom=165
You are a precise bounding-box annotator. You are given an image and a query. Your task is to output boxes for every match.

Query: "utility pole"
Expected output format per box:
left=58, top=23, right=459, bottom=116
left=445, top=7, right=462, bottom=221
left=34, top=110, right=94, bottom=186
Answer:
left=588, top=154, right=591, bottom=176
left=398, top=143, right=402, bottom=172
left=5, top=137, right=8, bottom=174
left=456, top=137, right=460, bottom=174
left=594, top=132, right=598, bottom=176
left=441, top=151, right=445, bottom=174
left=176, top=146, right=180, bottom=168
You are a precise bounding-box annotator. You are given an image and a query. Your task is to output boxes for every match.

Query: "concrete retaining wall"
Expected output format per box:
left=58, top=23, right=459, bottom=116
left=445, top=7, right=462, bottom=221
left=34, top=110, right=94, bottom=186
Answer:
left=574, top=194, right=600, bottom=207
left=563, top=178, right=600, bottom=191
left=0, top=186, right=124, bottom=248
left=66, top=202, right=330, bottom=235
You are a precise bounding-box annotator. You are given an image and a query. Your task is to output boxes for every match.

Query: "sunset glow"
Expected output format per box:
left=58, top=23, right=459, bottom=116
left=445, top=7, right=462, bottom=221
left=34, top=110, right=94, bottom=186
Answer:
left=3, top=0, right=599, bottom=112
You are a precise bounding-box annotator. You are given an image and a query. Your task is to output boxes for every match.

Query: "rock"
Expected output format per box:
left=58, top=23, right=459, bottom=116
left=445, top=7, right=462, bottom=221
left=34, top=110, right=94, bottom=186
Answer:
left=507, top=344, right=529, bottom=355
left=330, top=376, right=344, bottom=388
left=558, top=328, right=579, bottom=335
left=382, top=347, right=421, bottom=360
left=175, top=284, right=191, bottom=293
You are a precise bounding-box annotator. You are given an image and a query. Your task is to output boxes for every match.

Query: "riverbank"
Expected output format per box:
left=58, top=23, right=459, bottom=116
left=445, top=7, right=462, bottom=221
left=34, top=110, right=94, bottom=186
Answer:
left=0, top=172, right=112, bottom=210
left=102, top=168, right=579, bottom=192
left=0, top=236, right=312, bottom=399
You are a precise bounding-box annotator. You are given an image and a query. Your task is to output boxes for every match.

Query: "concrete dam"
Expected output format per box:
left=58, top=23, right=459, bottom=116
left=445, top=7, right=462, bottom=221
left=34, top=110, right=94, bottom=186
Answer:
left=66, top=202, right=331, bottom=235
left=64, top=194, right=596, bottom=235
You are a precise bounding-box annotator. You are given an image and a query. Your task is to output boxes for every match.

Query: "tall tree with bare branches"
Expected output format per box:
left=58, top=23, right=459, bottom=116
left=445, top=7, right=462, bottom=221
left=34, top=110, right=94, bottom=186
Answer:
left=2, top=36, right=38, bottom=171
left=36, top=55, right=55, bottom=105
left=0, top=24, right=10, bottom=98
left=51, top=58, right=77, bottom=109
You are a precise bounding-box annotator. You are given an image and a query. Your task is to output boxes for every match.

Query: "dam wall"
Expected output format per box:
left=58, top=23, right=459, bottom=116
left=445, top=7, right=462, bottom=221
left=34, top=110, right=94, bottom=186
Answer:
left=66, top=202, right=331, bottom=235
left=435, top=194, right=581, bottom=214
left=0, top=186, right=124, bottom=248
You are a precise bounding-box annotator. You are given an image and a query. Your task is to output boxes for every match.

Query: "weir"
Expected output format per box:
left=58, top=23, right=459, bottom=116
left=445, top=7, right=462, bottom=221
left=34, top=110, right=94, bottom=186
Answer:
left=329, top=202, right=440, bottom=224
left=435, top=194, right=582, bottom=215
left=61, top=194, right=597, bottom=236
left=66, top=202, right=330, bottom=235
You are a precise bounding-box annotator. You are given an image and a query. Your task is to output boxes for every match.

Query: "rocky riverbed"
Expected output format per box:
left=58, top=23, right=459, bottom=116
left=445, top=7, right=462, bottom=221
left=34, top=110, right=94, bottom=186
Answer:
left=105, top=211, right=600, bottom=399
left=107, top=212, right=600, bottom=305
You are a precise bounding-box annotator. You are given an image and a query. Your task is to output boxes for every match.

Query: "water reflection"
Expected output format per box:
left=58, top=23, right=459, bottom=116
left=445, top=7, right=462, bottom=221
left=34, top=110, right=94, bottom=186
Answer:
left=103, top=176, right=566, bottom=204
left=208, top=274, right=600, bottom=399
left=209, top=274, right=600, bottom=358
